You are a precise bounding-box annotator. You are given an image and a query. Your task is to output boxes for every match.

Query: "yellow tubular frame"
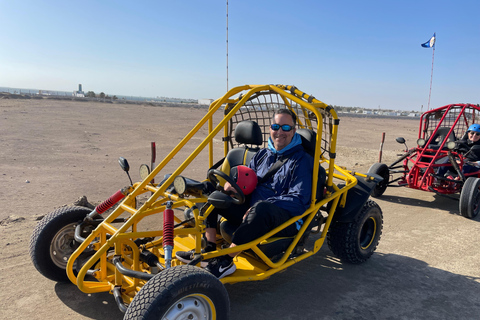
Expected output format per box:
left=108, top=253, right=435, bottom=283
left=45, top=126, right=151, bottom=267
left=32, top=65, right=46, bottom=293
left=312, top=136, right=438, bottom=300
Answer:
left=65, top=84, right=358, bottom=295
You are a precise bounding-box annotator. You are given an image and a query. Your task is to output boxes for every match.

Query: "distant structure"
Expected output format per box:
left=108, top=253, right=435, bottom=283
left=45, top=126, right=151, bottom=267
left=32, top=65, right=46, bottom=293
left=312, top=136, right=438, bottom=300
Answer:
left=73, top=84, right=85, bottom=97
left=198, top=98, right=214, bottom=105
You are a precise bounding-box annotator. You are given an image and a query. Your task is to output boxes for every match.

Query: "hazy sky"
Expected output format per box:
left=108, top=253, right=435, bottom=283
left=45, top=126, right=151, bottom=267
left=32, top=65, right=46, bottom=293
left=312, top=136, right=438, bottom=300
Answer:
left=1, top=0, right=479, bottom=110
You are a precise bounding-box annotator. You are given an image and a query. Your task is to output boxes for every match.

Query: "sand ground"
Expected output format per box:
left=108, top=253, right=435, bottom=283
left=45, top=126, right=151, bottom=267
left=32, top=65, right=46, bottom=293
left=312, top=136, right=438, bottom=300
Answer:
left=1, top=98, right=479, bottom=319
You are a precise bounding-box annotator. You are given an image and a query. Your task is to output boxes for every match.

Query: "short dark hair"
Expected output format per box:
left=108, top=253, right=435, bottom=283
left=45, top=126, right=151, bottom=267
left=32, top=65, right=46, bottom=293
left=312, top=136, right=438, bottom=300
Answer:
left=273, top=108, right=297, bottom=125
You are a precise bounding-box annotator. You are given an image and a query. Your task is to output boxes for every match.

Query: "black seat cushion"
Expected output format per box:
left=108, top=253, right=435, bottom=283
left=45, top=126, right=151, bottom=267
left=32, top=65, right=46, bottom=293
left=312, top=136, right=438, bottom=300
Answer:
left=220, top=121, right=262, bottom=174
left=428, top=127, right=456, bottom=148
left=296, top=128, right=326, bottom=202
left=297, top=128, right=316, bottom=157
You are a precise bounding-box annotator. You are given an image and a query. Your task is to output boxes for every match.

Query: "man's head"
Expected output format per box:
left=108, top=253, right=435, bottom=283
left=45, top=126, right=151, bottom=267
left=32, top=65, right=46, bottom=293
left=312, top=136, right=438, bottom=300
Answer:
left=270, top=109, right=296, bottom=151
left=467, top=124, right=480, bottom=143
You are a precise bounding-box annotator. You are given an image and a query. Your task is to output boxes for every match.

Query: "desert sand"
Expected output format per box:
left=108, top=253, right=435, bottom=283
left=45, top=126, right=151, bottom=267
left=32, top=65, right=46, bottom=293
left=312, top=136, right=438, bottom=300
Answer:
left=1, top=97, right=480, bottom=319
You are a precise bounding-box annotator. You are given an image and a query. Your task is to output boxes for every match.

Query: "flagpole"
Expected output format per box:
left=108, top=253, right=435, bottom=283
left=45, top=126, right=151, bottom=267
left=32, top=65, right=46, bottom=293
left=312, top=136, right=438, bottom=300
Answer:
left=427, top=45, right=435, bottom=111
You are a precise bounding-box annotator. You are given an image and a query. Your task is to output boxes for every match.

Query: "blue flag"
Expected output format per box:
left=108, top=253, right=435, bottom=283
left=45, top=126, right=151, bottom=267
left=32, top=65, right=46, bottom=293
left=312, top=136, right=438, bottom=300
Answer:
left=421, top=33, right=436, bottom=48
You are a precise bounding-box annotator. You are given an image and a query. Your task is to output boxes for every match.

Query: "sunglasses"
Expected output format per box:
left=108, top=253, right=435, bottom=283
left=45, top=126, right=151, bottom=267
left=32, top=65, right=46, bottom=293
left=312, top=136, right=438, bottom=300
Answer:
left=270, top=124, right=293, bottom=132
left=469, top=131, right=480, bottom=136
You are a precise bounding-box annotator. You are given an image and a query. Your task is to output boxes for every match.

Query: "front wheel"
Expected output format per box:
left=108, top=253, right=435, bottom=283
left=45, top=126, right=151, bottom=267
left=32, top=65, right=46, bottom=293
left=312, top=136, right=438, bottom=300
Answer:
left=459, top=177, right=480, bottom=219
left=368, top=163, right=390, bottom=197
left=29, top=206, right=94, bottom=282
left=124, top=265, right=230, bottom=320
left=327, top=200, right=383, bottom=264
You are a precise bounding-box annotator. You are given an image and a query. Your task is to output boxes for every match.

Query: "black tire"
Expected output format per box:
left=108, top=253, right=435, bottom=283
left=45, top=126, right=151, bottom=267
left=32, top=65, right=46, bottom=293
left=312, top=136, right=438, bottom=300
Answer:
left=327, top=200, right=383, bottom=264
left=124, top=265, right=230, bottom=320
left=459, top=177, right=480, bottom=219
left=368, top=163, right=390, bottom=197
left=29, top=206, right=93, bottom=282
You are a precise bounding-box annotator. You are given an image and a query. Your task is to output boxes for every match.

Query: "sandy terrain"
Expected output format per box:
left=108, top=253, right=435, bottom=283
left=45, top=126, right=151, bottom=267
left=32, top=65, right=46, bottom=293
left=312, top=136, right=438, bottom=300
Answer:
left=1, top=98, right=480, bottom=319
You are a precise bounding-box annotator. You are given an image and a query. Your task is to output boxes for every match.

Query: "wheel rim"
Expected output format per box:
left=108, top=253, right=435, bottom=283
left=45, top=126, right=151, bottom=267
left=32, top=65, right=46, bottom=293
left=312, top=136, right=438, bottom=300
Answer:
left=49, top=222, right=78, bottom=269
left=360, top=217, right=376, bottom=250
left=163, top=294, right=215, bottom=320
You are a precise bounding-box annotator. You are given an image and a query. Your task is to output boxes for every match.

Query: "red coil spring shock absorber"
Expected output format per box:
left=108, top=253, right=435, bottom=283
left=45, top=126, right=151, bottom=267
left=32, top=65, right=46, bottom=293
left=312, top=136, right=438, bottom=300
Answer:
left=87, top=187, right=128, bottom=219
left=163, top=201, right=174, bottom=268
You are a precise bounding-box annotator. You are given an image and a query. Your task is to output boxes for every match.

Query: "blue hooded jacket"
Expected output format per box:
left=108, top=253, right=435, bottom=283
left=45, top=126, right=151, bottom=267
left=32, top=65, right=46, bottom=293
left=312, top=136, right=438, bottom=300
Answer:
left=248, top=133, right=313, bottom=216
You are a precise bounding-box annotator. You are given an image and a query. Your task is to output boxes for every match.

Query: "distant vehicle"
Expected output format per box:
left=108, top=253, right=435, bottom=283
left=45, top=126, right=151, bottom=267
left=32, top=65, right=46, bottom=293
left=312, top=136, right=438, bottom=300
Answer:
left=368, top=103, right=480, bottom=219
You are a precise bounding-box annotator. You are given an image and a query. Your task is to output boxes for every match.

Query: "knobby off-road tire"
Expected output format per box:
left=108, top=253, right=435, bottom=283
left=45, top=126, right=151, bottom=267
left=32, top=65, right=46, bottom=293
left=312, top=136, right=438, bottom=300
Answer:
left=368, top=163, right=389, bottom=197
left=327, top=200, right=383, bottom=264
left=29, top=206, right=91, bottom=282
left=124, top=265, right=229, bottom=320
left=459, top=177, right=480, bottom=219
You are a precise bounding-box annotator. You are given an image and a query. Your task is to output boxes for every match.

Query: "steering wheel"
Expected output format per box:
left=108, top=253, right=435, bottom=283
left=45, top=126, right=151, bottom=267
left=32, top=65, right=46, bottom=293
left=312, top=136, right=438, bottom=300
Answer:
left=207, top=169, right=245, bottom=205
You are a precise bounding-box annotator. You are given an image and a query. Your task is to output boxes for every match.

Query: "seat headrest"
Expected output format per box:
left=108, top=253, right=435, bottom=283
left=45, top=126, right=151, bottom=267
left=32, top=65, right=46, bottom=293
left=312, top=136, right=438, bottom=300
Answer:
left=234, top=121, right=263, bottom=145
left=297, top=128, right=316, bottom=156
left=430, top=127, right=456, bottom=145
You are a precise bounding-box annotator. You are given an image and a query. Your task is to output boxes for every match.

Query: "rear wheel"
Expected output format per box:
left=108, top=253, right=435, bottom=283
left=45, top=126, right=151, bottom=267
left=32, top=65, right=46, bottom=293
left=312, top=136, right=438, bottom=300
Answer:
left=29, top=206, right=94, bottom=282
left=368, top=163, right=389, bottom=197
left=459, top=177, right=480, bottom=219
left=327, top=200, right=383, bottom=264
left=124, top=265, right=229, bottom=320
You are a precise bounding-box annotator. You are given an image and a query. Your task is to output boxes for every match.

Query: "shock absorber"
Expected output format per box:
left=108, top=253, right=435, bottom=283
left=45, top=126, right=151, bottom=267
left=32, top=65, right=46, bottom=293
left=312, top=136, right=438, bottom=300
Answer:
left=76, top=186, right=130, bottom=243
left=163, top=201, right=174, bottom=268
left=86, top=186, right=130, bottom=220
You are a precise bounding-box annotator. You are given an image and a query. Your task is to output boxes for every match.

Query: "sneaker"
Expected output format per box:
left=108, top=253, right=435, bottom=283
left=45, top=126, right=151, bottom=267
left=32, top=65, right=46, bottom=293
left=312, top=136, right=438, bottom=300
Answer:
left=175, top=242, right=216, bottom=267
left=176, top=248, right=210, bottom=267
left=204, top=255, right=236, bottom=279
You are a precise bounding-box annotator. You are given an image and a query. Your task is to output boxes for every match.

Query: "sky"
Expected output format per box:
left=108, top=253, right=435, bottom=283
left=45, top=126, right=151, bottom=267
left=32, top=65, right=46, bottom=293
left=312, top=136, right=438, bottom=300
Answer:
left=1, top=0, right=479, bottom=111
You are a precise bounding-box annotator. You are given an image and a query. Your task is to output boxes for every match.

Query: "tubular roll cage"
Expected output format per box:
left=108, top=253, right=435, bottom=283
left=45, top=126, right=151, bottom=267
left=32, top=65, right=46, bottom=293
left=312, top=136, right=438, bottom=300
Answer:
left=66, top=84, right=361, bottom=304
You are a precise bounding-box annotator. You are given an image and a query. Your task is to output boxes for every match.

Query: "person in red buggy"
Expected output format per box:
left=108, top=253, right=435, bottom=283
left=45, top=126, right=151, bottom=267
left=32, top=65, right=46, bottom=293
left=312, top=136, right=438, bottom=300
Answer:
left=438, top=124, right=480, bottom=179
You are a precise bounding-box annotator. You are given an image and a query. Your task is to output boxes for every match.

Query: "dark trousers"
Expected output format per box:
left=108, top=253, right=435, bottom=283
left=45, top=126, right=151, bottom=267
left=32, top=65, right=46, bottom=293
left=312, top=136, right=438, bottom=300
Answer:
left=206, top=200, right=298, bottom=246
left=438, top=163, right=480, bottom=177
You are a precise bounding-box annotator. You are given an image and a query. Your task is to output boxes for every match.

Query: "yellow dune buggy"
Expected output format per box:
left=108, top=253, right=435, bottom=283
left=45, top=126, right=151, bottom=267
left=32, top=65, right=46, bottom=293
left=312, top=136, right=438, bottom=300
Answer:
left=30, top=84, right=384, bottom=319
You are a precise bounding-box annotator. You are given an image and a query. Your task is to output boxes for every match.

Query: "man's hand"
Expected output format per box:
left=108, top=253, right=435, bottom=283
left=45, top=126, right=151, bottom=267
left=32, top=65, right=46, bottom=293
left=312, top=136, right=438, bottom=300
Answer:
left=224, top=181, right=237, bottom=195
left=464, top=161, right=480, bottom=167
left=470, top=161, right=480, bottom=167
left=243, top=207, right=252, bottom=220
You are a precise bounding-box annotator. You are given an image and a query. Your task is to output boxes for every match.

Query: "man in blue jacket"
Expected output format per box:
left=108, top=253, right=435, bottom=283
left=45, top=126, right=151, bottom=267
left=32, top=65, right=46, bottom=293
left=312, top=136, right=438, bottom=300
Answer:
left=176, top=109, right=313, bottom=278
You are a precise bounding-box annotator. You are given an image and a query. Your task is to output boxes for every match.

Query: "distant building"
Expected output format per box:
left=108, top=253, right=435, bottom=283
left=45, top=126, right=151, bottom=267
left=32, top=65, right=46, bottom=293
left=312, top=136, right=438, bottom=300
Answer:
left=73, top=84, right=85, bottom=97
left=198, top=98, right=214, bottom=105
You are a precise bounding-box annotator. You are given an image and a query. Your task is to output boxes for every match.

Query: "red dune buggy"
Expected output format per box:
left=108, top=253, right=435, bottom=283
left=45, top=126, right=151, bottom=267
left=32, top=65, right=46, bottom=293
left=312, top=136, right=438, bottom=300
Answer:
left=368, top=103, right=480, bottom=219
